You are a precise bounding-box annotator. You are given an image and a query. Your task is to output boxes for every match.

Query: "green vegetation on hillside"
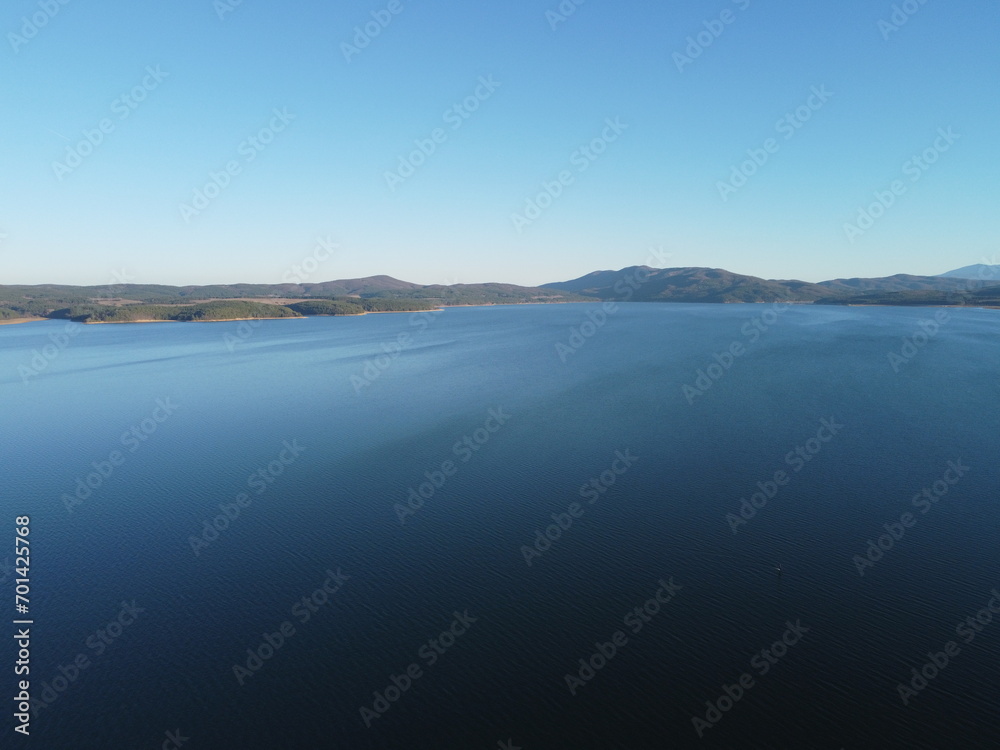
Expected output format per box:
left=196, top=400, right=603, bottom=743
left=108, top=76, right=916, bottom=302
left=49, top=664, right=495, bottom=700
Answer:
left=364, top=284, right=566, bottom=305
left=286, top=297, right=440, bottom=316
left=544, top=267, right=1000, bottom=306
left=0, top=292, right=94, bottom=318
left=66, top=301, right=303, bottom=323
left=356, top=297, right=439, bottom=312
left=1, top=270, right=995, bottom=322
left=815, top=287, right=1000, bottom=307
left=0, top=279, right=563, bottom=322
left=286, top=300, right=366, bottom=316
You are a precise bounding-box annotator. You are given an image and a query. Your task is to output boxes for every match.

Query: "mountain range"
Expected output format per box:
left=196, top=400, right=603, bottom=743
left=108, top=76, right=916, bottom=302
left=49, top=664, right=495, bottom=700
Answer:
left=541, top=265, right=1000, bottom=304
left=2, top=265, right=998, bottom=322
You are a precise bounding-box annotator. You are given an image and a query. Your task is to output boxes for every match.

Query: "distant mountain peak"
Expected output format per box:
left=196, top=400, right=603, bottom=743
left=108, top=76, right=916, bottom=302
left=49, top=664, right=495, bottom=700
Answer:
left=541, top=265, right=994, bottom=304
left=938, top=264, right=1000, bottom=281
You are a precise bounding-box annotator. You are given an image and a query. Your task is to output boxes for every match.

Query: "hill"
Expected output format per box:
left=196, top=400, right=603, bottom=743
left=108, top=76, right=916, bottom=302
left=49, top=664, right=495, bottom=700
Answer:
left=64, top=300, right=303, bottom=323
left=936, top=264, right=1000, bottom=282
left=5, top=266, right=999, bottom=323
left=815, top=285, right=1000, bottom=307
left=0, top=277, right=581, bottom=322
left=543, top=267, right=837, bottom=303
left=543, top=266, right=995, bottom=304
left=815, top=273, right=986, bottom=294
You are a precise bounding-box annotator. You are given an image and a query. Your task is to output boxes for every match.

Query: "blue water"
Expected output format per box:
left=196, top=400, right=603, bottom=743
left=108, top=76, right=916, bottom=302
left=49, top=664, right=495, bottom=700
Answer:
left=2, top=303, right=998, bottom=749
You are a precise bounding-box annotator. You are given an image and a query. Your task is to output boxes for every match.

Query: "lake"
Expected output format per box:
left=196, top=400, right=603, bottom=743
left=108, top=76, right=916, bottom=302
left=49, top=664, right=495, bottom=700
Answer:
left=2, top=302, right=998, bottom=749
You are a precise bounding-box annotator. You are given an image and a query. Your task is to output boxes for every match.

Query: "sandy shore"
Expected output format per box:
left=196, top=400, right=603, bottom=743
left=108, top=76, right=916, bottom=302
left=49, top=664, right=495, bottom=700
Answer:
left=85, top=316, right=302, bottom=324
left=84, top=308, right=444, bottom=323
left=85, top=318, right=180, bottom=324
left=0, top=317, right=46, bottom=326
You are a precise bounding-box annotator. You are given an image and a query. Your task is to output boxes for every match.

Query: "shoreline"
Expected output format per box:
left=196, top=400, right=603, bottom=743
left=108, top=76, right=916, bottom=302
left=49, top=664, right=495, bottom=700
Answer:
left=85, top=316, right=306, bottom=325
left=3, top=301, right=996, bottom=326
left=842, top=303, right=1000, bottom=310
left=0, top=317, right=47, bottom=326
left=82, top=308, right=444, bottom=324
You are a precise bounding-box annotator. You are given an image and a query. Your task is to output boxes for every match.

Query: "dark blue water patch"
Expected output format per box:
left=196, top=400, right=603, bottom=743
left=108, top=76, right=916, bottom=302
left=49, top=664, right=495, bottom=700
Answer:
left=1, top=304, right=998, bottom=749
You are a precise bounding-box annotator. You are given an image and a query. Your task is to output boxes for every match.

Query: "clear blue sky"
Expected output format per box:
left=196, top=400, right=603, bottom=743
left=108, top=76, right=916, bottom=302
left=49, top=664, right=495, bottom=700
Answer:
left=1, top=0, right=997, bottom=287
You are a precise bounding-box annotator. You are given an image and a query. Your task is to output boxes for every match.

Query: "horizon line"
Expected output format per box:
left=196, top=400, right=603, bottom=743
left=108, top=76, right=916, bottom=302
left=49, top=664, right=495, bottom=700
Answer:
left=3, top=263, right=990, bottom=289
